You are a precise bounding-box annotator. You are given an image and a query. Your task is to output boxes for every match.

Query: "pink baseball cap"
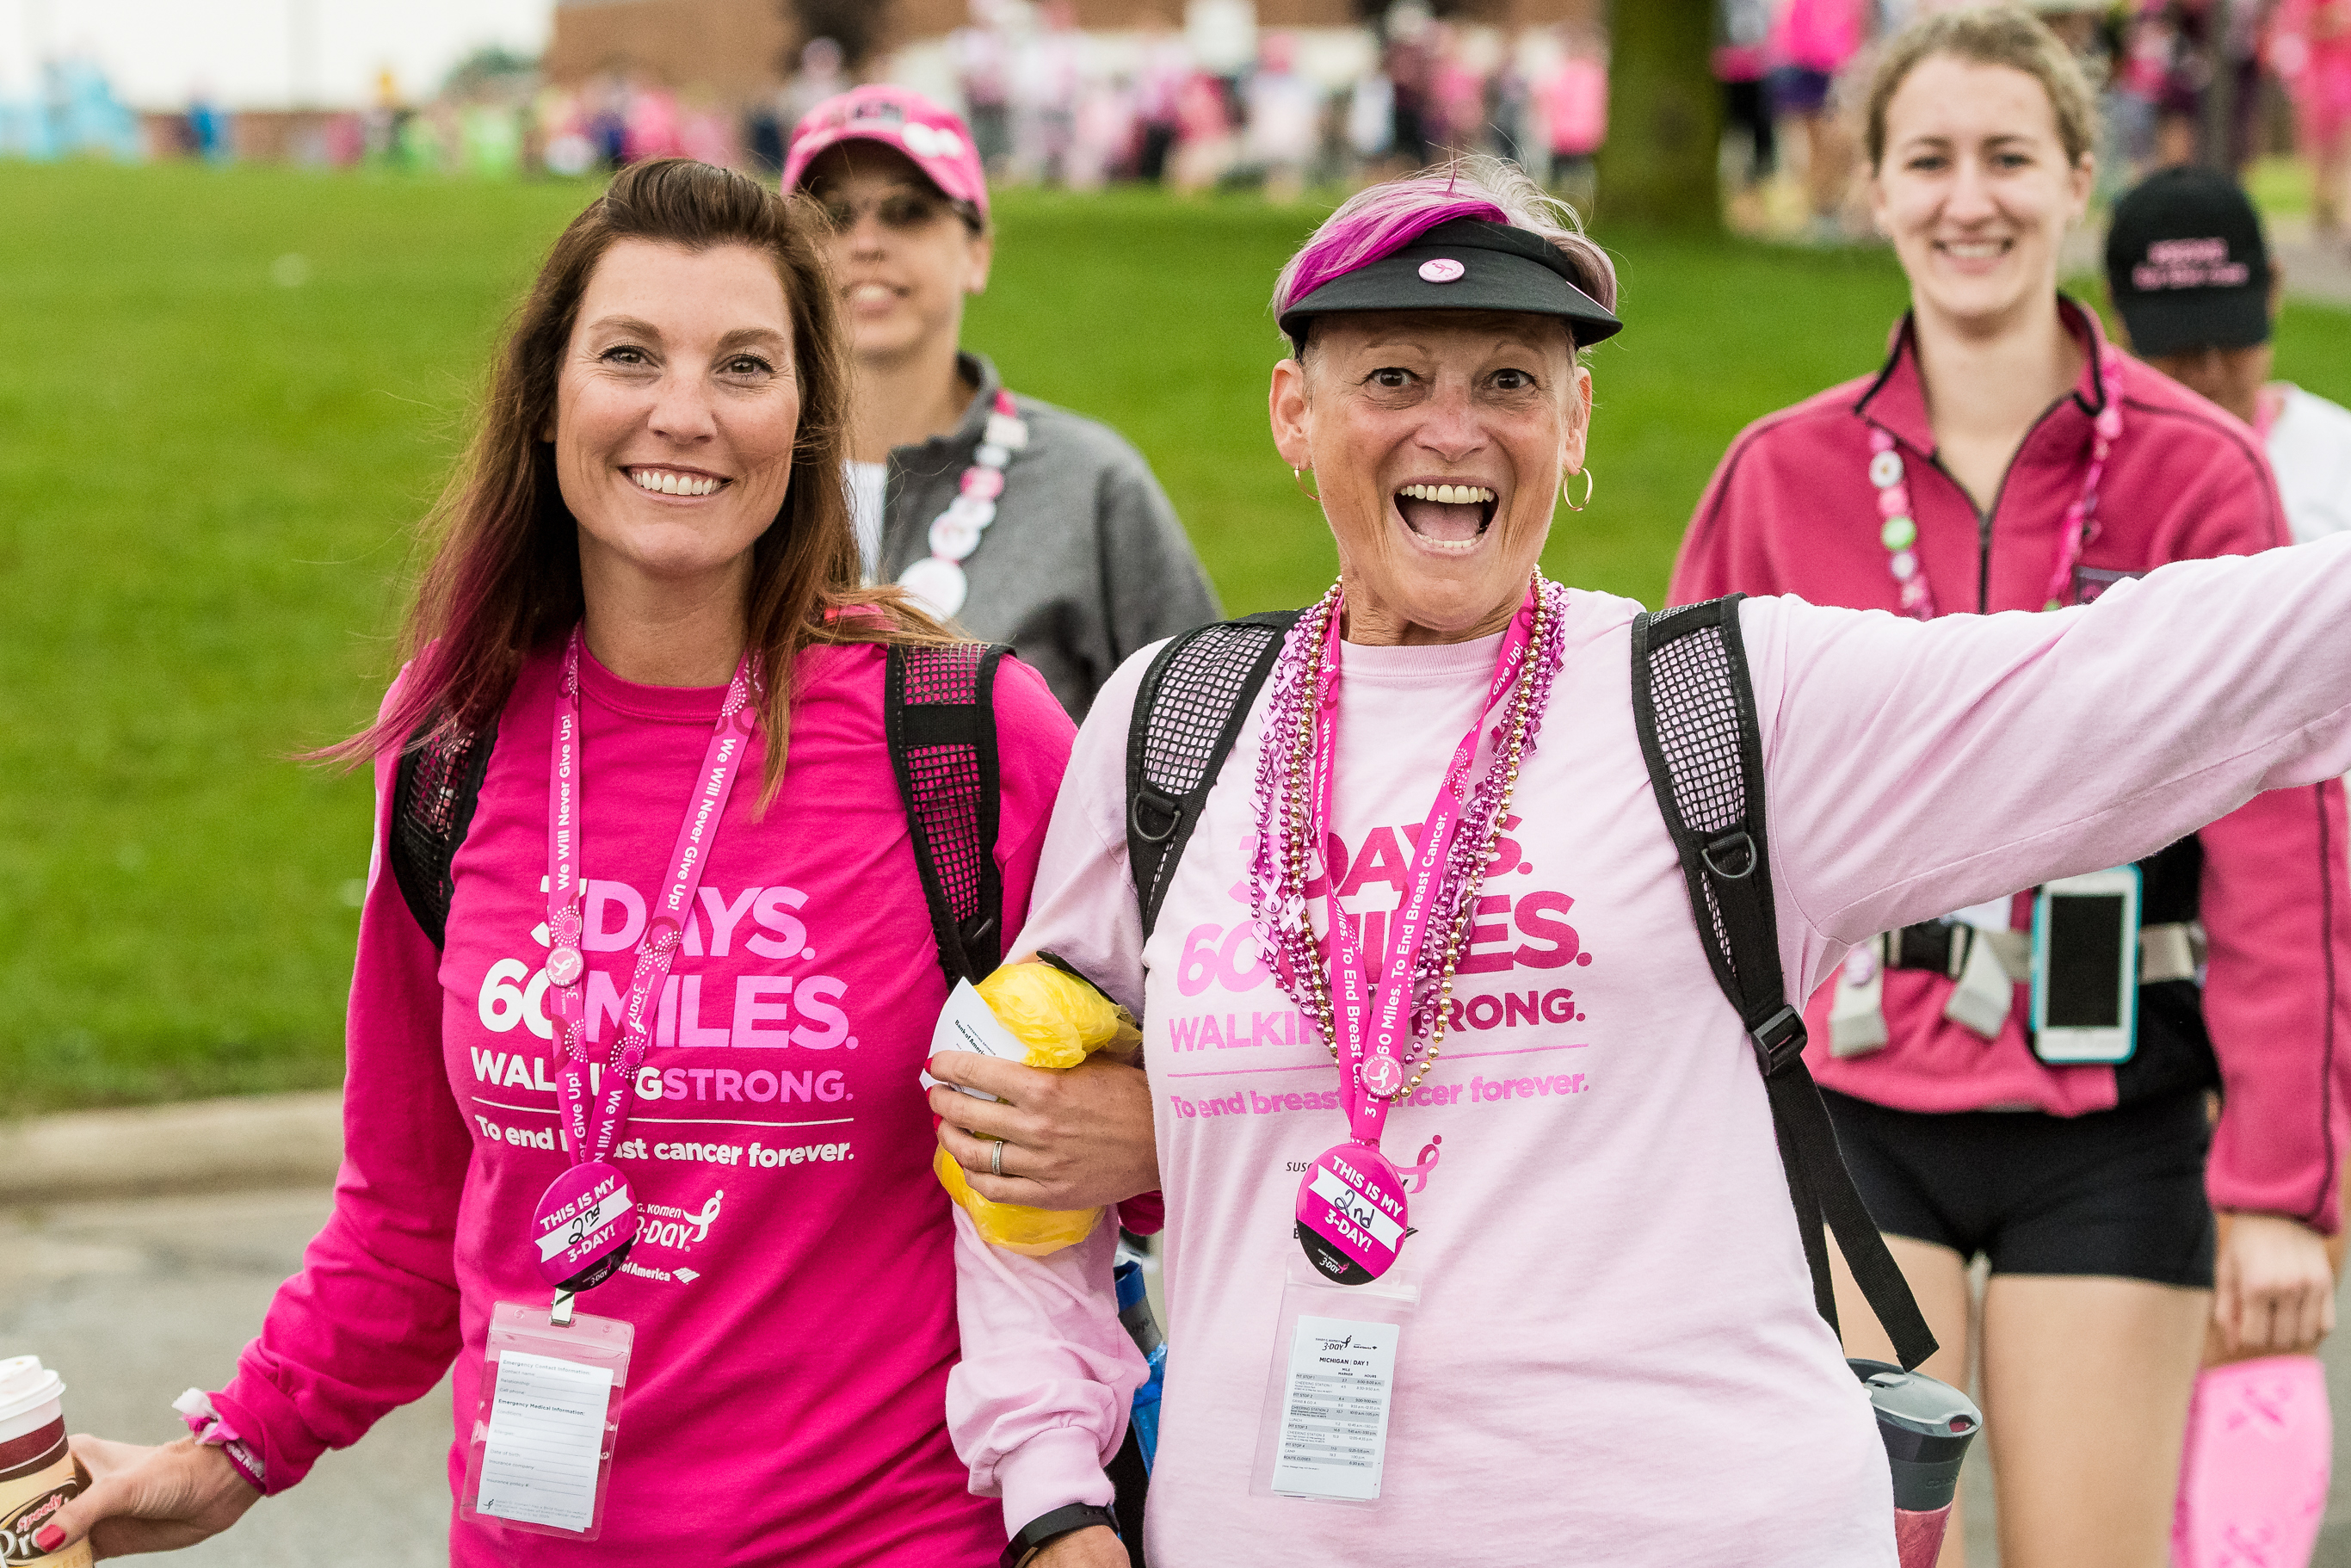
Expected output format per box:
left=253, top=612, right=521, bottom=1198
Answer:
left=781, top=85, right=989, bottom=225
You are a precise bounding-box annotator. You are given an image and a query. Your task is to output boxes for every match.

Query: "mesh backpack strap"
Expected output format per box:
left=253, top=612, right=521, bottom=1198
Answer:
left=1630, top=596, right=1938, bottom=1372
left=887, top=641, right=1009, bottom=986
left=1126, top=610, right=1302, bottom=942
left=387, top=713, right=496, bottom=951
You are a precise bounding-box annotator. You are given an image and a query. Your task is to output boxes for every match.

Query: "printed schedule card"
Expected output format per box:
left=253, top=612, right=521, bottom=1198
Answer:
left=474, top=1349, right=614, bottom=1531
left=1270, top=1314, right=1401, bottom=1502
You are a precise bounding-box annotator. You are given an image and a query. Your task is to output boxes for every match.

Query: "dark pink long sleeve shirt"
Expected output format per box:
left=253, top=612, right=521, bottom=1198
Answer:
left=210, top=639, right=1075, bottom=1564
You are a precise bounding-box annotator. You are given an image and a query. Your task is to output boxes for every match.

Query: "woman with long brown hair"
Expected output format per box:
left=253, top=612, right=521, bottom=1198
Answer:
left=33, top=159, right=1139, bottom=1566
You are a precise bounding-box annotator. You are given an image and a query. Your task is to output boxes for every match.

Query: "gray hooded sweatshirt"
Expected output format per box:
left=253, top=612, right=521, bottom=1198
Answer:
left=876, top=353, right=1222, bottom=718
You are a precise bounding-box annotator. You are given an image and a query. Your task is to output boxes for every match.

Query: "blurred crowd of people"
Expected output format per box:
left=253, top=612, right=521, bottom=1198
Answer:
left=11, top=0, right=2349, bottom=250
left=1717, top=0, right=2351, bottom=247
left=4, top=1, right=1612, bottom=210
left=739, top=1, right=1612, bottom=207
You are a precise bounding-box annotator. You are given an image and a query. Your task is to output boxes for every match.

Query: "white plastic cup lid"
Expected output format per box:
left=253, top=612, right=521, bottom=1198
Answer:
left=0, top=1357, right=65, bottom=1427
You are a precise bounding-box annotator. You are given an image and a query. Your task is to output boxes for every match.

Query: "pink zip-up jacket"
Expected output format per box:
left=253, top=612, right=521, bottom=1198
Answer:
left=952, top=541, right=2351, bottom=1565
left=1674, top=299, right=2351, bottom=1232
left=201, top=640, right=1090, bottom=1565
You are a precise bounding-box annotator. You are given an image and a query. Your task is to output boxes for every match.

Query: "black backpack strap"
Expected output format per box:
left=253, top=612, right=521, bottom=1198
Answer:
left=1630, top=596, right=1939, bottom=1372
left=1125, top=611, right=1302, bottom=941
left=388, top=713, right=497, bottom=951
left=887, top=641, right=1009, bottom=985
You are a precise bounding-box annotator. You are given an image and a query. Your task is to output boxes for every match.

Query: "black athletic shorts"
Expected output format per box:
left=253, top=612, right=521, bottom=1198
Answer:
left=1821, top=1086, right=2217, bottom=1289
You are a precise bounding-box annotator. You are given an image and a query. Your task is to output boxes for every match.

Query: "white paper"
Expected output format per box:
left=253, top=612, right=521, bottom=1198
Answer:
left=918, top=978, right=1026, bottom=1102
left=1269, top=1314, right=1400, bottom=1501
left=473, top=1350, right=614, bottom=1531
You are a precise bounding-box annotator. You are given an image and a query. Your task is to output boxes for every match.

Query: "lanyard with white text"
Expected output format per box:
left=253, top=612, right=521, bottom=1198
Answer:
left=1293, top=584, right=1536, bottom=1284
left=529, top=627, right=757, bottom=1293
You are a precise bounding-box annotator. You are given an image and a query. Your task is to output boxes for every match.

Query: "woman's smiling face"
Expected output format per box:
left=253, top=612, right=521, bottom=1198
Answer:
left=1269, top=309, right=1589, bottom=644
left=1871, top=53, right=2093, bottom=332
left=553, top=238, right=803, bottom=596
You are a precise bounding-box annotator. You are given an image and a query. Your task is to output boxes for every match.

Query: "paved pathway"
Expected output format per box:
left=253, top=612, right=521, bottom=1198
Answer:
left=0, top=1190, right=447, bottom=1565
left=5, top=1186, right=2350, bottom=1565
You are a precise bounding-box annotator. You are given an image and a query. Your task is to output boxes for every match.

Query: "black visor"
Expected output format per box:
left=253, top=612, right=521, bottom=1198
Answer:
left=1277, top=217, right=1623, bottom=355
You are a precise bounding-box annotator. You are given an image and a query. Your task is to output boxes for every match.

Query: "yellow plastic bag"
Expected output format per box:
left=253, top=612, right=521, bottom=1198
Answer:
left=935, top=1147, right=1102, bottom=1257
left=935, top=960, right=1141, bottom=1257
left=975, top=961, right=1142, bottom=1068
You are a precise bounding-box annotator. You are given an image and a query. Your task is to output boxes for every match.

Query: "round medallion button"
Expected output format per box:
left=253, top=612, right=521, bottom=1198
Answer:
left=1417, top=257, right=1466, bottom=283
left=929, top=513, right=984, bottom=559
left=546, top=947, right=584, bottom=987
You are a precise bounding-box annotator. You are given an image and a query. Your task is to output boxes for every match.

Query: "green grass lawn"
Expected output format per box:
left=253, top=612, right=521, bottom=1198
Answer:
left=4, top=160, right=2349, bottom=1112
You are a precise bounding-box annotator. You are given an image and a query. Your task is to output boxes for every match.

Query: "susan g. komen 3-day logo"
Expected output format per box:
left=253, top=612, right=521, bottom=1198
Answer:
left=636, top=1188, right=725, bottom=1254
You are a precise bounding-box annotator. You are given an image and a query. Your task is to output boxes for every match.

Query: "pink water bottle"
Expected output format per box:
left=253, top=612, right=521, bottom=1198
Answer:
left=1850, top=1359, right=1980, bottom=1567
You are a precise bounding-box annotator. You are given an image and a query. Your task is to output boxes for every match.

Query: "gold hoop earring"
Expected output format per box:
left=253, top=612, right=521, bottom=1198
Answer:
left=1293, top=466, right=1323, bottom=503
left=1561, top=467, right=1595, bottom=512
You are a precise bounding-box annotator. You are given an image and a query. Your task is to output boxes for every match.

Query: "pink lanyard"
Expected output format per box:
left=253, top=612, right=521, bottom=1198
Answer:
left=542, top=627, right=757, bottom=1166
left=1309, top=585, right=1538, bottom=1150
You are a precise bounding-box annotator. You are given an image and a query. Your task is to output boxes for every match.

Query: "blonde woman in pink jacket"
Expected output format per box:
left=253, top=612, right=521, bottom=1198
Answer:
left=1675, top=12, right=2344, bottom=1568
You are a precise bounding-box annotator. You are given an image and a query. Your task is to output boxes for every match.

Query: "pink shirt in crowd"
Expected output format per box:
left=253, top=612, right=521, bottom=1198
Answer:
left=1537, top=56, right=1609, bottom=157
left=1675, top=300, right=2351, bottom=1232
left=950, top=539, right=2351, bottom=1566
left=209, top=639, right=1075, bottom=1565
left=1773, top=0, right=1867, bottom=75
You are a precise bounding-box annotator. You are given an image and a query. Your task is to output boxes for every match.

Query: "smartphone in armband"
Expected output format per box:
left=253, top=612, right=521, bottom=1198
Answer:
left=2029, top=866, right=2141, bottom=1065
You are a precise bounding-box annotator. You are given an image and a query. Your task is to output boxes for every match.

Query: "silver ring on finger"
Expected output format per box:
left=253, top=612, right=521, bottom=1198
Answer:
left=990, top=1138, right=1006, bottom=1178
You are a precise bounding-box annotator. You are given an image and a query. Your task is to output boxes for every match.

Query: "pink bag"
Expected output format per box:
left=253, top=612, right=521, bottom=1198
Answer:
left=2172, top=1355, right=2330, bottom=1568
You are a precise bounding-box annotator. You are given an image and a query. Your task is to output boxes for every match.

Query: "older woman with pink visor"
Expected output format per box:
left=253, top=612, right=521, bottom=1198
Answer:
left=929, top=155, right=2351, bottom=1568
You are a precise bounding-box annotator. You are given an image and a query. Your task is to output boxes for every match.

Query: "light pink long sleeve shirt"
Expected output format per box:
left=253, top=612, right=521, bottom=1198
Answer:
left=953, top=540, right=2351, bottom=1565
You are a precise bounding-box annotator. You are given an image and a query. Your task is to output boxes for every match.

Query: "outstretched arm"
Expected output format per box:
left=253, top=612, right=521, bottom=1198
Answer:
left=1751, top=535, right=2351, bottom=985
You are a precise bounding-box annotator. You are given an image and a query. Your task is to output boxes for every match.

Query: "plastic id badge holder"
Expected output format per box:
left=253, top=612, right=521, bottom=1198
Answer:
left=1249, top=1259, right=1420, bottom=1507
left=460, top=1301, right=634, bottom=1540
left=2031, top=865, right=2142, bottom=1066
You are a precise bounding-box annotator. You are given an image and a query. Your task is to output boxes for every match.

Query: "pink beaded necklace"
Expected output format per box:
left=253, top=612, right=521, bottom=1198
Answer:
left=1248, top=576, right=1570, bottom=1083
left=1868, top=346, right=2126, bottom=619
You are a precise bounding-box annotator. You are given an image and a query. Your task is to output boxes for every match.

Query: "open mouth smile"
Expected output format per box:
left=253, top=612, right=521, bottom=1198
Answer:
left=1935, top=238, right=2013, bottom=264
left=1395, top=481, right=1499, bottom=554
left=626, top=466, right=729, bottom=497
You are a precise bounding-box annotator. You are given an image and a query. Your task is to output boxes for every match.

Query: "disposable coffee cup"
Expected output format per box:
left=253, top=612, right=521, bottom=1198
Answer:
left=0, top=1356, right=91, bottom=1565
left=1848, top=1358, right=1980, bottom=1568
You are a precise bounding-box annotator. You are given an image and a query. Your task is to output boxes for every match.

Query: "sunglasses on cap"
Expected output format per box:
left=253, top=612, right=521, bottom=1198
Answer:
left=812, top=187, right=982, bottom=235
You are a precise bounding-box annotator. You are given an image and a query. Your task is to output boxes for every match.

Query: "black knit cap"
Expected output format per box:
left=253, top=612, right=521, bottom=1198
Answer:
left=1278, top=218, right=1623, bottom=355
left=2104, top=167, right=2272, bottom=358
